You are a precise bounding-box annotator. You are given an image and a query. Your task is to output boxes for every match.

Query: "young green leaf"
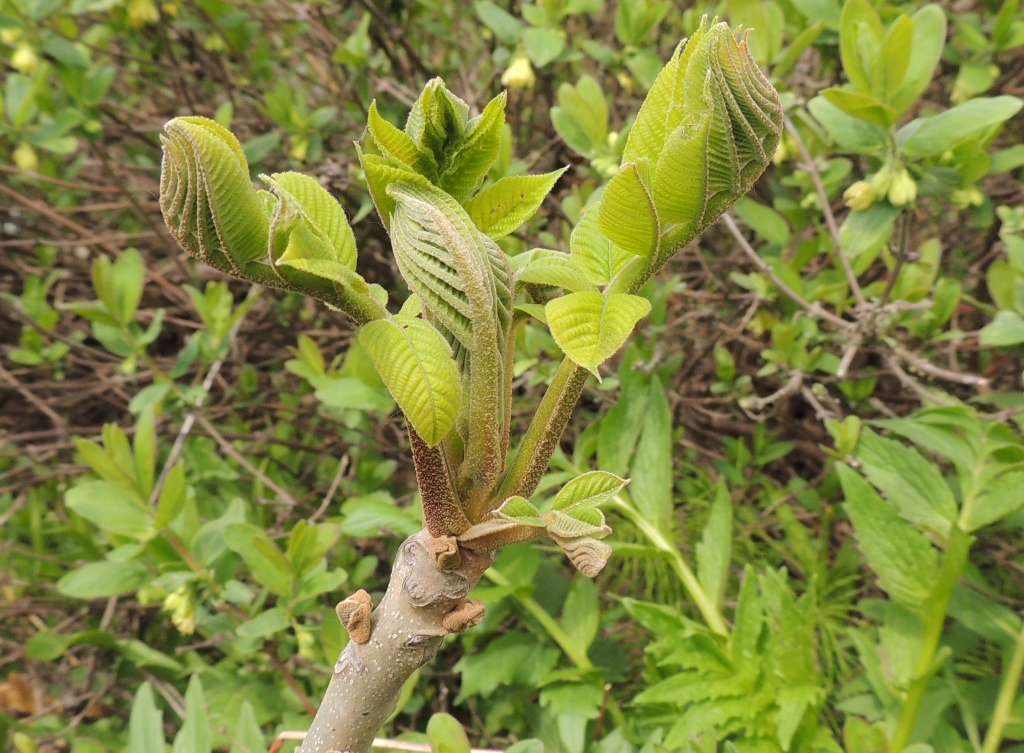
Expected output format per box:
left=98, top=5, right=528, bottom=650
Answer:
left=229, top=701, right=267, bottom=753
left=569, top=204, right=636, bottom=286
left=963, top=471, right=1024, bottom=531
left=494, top=495, right=546, bottom=527
left=155, top=462, right=187, bottom=529
left=890, top=5, right=947, bottom=114
left=359, top=316, right=462, bottom=446
left=629, top=378, right=672, bottom=531
left=873, top=15, right=913, bottom=104
left=550, top=74, right=608, bottom=158
left=546, top=507, right=611, bottom=538
left=465, top=168, right=566, bottom=239
left=622, top=20, right=782, bottom=260
left=561, top=576, right=600, bottom=654
left=66, top=481, right=152, bottom=539
left=899, top=96, right=1023, bottom=159
left=438, top=92, right=506, bottom=201
left=57, top=560, right=149, bottom=599
left=427, top=713, right=472, bottom=753
left=160, top=117, right=270, bottom=271
left=367, top=100, right=437, bottom=179
left=223, top=523, right=295, bottom=597
left=545, top=291, right=652, bottom=375
left=838, top=0, right=884, bottom=94
left=264, top=170, right=357, bottom=270
left=552, top=470, right=627, bottom=511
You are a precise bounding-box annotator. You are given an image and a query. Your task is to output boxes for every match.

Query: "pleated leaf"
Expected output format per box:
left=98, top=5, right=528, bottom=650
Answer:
left=545, top=507, right=611, bottom=539
left=570, top=204, right=636, bottom=286
left=465, top=168, right=567, bottom=239
left=546, top=291, right=652, bottom=375
left=514, top=248, right=596, bottom=293
left=387, top=180, right=514, bottom=488
left=159, top=117, right=270, bottom=273
left=359, top=315, right=462, bottom=446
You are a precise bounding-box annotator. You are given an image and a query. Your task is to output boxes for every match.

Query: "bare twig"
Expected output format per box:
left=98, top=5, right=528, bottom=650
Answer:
left=885, top=354, right=955, bottom=406
left=309, top=454, right=349, bottom=522
left=740, top=370, right=804, bottom=415
left=0, top=365, right=67, bottom=431
left=892, top=344, right=990, bottom=389
left=148, top=285, right=261, bottom=506
left=784, top=117, right=866, bottom=309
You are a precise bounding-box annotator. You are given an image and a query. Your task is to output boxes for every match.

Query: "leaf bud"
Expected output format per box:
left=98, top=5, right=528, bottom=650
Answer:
left=501, top=55, right=536, bottom=89
left=887, top=168, right=917, bottom=207
left=843, top=180, right=875, bottom=211
left=11, top=43, right=37, bottom=73
left=13, top=142, right=38, bottom=173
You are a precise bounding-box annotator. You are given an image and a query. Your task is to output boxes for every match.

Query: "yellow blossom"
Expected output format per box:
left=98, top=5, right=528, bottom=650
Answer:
left=501, top=56, right=536, bottom=89
left=843, top=180, right=875, bottom=211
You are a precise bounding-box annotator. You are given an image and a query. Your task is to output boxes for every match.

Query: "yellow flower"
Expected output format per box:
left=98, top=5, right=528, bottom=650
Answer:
left=843, top=180, right=874, bottom=211
left=869, top=163, right=892, bottom=197
left=11, top=44, right=37, bottom=73
left=13, top=142, right=38, bottom=173
left=887, top=168, right=917, bottom=206
left=501, top=56, right=536, bottom=89
left=127, top=0, right=159, bottom=26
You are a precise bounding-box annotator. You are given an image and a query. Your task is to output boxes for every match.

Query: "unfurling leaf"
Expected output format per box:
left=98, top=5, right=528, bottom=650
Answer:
left=159, top=117, right=385, bottom=324
left=619, top=19, right=783, bottom=267
left=160, top=117, right=269, bottom=272
left=546, top=291, right=652, bottom=375
left=359, top=316, right=462, bottom=446
left=466, top=169, right=567, bottom=239
left=599, top=159, right=659, bottom=257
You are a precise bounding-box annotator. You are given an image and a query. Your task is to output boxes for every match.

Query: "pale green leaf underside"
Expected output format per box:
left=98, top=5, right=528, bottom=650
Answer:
left=545, top=291, right=652, bottom=375
left=546, top=508, right=611, bottom=539
left=466, top=168, right=567, bottom=239
left=515, top=248, right=596, bottom=293
left=264, top=171, right=357, bottom=270
left=359, top=315, right=462, bottom=446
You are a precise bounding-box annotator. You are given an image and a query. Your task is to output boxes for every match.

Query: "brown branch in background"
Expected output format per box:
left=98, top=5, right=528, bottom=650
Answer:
left=722, top=213, right=852, bottom=330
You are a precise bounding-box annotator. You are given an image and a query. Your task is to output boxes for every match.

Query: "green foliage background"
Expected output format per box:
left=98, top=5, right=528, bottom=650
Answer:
left=2, top=0, right=1024, bottom=752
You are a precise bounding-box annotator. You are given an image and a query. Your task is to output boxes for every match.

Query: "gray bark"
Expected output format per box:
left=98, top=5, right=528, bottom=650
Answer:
left=299, top=530, right=492, bottom=753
